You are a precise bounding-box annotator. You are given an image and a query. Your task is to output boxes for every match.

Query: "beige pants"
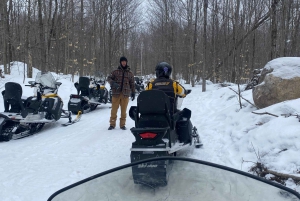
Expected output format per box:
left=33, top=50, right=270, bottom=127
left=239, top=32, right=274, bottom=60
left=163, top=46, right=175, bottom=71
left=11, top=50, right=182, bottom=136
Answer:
left=109, top=93, right=129, bottom=128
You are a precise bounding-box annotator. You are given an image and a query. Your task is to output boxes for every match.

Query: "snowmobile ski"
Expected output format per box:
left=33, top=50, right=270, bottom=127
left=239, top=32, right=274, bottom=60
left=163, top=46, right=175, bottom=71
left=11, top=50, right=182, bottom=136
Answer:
left=12, top=123, right=45, bottom=140
left=62, top=111, right=82, bottom=126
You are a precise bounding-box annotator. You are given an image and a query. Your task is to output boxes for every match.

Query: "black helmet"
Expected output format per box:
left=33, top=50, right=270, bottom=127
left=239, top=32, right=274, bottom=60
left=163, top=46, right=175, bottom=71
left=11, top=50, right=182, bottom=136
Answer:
left=155, top=62, right=172, bottom=78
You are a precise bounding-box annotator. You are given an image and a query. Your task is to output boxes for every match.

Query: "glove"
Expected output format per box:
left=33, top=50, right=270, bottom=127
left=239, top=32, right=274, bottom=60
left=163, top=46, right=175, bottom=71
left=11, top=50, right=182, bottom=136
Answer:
left=111, top=82, right=120, bottom=89
left=131, top=93, right=135, bottom=101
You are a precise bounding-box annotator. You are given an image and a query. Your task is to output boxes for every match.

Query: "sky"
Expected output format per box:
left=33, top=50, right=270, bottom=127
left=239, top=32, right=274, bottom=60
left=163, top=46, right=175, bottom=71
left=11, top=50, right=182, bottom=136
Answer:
left=0, top=59, right=300, bottom=201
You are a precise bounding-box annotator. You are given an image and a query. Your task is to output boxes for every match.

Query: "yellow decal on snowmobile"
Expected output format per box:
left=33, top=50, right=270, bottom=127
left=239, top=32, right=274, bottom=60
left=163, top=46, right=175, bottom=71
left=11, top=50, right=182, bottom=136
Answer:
left=155, top=82, right=170, bottom=86
left=42, top=93, right=58, bottom=98
left=42, top=94, right=63, bottom=103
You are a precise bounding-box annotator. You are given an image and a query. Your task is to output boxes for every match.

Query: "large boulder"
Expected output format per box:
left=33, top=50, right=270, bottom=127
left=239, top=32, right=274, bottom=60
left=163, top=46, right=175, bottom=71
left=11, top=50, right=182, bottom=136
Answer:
left=253, top=57, right=300, bottom=108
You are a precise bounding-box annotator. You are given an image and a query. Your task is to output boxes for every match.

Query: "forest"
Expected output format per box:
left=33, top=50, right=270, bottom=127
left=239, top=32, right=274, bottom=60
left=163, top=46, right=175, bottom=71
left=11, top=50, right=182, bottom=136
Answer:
left=0, top=0, right=299, bottom=87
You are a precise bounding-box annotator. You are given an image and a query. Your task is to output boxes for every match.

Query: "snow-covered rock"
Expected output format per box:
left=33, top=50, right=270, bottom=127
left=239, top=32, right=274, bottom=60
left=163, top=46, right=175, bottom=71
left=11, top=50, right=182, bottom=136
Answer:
left=253, top=57, right=300, bottom=108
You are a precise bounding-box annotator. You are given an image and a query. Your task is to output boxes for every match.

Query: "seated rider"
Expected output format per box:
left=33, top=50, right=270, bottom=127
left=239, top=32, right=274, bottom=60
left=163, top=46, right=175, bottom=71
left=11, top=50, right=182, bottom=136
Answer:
left=145, top=62, right=187, bottom=115
left=145, top=62, right=192, bottom=144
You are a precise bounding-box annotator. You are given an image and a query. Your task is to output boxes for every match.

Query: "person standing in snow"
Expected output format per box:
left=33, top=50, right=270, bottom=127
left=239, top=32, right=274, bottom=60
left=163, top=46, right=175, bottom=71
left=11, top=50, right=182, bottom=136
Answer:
left=107, top=56, right=135, bottom=130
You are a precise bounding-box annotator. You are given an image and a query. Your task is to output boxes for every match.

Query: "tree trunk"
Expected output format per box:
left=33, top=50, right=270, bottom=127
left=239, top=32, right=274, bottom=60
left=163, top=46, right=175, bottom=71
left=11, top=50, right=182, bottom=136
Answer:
left=79, top=0, right=84, bottom=76
left=202, top=0, right=208, bottom=92
left=6, top=0, right=12, bottom=74
left=26, top=0, right=32, bottom=78
left=38, top=0, right=46, bottom=72
left=192, top=0, right=199, bottom=87
left=1, top=0, right=8, bottom=74
left=271, top=0, right=279, bottom=60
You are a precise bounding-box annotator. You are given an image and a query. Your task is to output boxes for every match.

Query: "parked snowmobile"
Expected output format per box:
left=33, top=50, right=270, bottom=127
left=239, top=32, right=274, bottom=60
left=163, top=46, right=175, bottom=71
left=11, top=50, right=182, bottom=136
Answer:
left=89, top=77, right=110, bottom=104
left=68, top=77, right=98, bottom=114
left=47, top=157, right=300, bottom=201
left=0, top=72, right=73, bottom=141
left=128, top=89, right=202, bottom=186
left=134, top=76, right=145, bottom=94
left=68, top=76, right=110, bottom=114
left=93, top=71, right=112, bottom=103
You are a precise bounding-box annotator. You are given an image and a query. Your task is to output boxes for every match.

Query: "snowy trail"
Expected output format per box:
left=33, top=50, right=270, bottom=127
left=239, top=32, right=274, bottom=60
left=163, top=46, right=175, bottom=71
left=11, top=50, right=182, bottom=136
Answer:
left=185, top=86, right=235, bottom=166
left=0, top=101, right=137, bottom=201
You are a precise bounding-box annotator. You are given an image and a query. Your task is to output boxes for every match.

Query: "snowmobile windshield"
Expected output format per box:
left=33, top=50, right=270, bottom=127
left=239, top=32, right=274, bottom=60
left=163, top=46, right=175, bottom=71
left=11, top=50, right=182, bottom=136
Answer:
left=35, top=72, right=56, bottom=89
left=48, top=157, right=300, bottom=201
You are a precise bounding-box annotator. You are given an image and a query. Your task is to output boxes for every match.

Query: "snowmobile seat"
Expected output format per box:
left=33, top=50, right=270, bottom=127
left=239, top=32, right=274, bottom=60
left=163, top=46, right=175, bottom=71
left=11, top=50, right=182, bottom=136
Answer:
left=3, top=82, right=27, bottom=117
left=78, top=77, right=90, bottom=97
left=135, top=90, right=173, bottom=129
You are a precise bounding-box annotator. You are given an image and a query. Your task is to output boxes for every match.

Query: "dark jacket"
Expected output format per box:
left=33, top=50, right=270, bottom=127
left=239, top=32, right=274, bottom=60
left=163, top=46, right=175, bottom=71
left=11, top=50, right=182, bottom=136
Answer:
left=146, top=77, right=186, bottom=114
left=107, top=65, right=135, bottom=97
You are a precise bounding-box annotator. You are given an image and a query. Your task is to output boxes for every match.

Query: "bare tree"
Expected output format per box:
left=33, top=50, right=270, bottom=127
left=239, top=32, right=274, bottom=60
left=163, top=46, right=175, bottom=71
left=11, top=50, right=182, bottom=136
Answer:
left=1, top=0, right=9, bottom=74
left=26, top=0, right=33, bottom=78
left=202, top=0, right=207, bottom=92
left=271, top=0, right=280, bottom=60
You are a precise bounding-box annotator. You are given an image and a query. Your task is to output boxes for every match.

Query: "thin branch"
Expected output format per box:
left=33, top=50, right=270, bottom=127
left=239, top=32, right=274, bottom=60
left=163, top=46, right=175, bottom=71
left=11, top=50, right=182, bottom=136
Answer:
left=251, top=142, right=260, bottom=160
left=252, top=111, right=279, bottom=117
left=263, top=169, right=300, bottom=182
left=228, top=87, right=259, bottom=109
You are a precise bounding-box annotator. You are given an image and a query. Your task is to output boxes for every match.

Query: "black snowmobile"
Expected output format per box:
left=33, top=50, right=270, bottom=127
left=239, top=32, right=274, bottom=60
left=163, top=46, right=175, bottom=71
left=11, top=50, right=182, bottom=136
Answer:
left=68, top=76, right=110, bottom=114
left=128, top=89, right=202, bottom=186
left=0, top=72, right=74, bottom=141
left=47, top=157, right=300, bottom=201
left=89, top=77, right=111, bottom=104
left=134, top=76, right=145, bottom=94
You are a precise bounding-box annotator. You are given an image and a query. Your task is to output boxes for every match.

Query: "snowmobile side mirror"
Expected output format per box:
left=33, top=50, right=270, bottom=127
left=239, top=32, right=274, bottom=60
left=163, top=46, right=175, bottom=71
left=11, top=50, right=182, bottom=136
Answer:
left=186, top=89, right=192, bottom=95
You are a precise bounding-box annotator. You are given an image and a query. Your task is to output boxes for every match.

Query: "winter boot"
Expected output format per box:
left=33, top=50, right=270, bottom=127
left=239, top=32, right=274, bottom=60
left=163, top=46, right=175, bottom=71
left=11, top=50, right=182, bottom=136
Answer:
left=108, top=126, right=115, bottom=130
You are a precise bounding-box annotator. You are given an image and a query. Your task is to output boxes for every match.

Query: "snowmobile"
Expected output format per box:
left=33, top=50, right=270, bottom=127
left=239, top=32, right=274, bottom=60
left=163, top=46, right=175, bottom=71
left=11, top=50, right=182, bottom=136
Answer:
left=47, top=156, right=300, bottom=201
left=128, top=89, right=202, bottom=186
left=0, top=72, right=75, bottom=141
left=68, top=76, right=110, bottom=114
left=134, top=76, right=145, bottom=94
left=89, top=77, right=111, bottom=104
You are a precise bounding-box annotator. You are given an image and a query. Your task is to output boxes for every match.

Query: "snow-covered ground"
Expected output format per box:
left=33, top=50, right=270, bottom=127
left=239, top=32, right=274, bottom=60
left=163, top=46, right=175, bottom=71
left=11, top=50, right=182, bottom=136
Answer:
left=0, top=61, right=300, bottom=201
